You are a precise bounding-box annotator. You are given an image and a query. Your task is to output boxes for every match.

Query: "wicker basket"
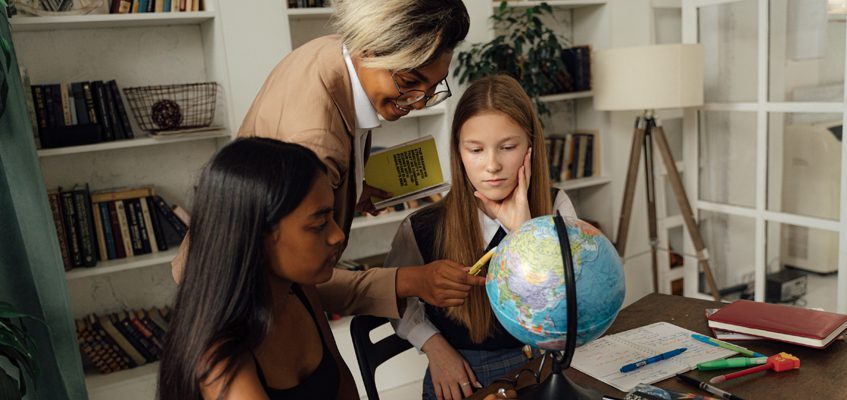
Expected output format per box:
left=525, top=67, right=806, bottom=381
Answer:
left=123, top=82, right=217, bottom=133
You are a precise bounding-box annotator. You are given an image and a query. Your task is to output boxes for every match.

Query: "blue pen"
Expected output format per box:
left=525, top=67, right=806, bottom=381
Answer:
left=619, top=347, right=687, bottom=373
left=691, top=334, right=767, bottom=358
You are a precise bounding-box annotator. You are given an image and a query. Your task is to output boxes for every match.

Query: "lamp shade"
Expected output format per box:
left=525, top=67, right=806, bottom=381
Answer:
left=592, top=43, right=704, bottom=111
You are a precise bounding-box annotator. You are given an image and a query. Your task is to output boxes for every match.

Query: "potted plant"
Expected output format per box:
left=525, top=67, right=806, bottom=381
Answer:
left=0, top=302, right=39, bottom=399
left=454, top=1, right=572, bottom=115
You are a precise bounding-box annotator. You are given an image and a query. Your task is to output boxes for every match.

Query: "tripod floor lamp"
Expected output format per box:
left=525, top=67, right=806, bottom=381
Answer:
left=592, top=43, right=721, bottom=301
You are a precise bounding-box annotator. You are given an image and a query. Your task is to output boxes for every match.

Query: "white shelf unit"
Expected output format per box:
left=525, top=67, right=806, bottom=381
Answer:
left=10, top=11, right=216, bottom=31
left=36, top=129, right=230, bottom=157
left=285, top=7, right=334, bottom=18
left=554, top=175, right=612, bottom=191
left=11, top=3, right=237, bottom=399
left=65, top=248, right=179, bottom=280
left=539, top=90, right=593, bottom=103
left=494, top=0, right=607, bottom=9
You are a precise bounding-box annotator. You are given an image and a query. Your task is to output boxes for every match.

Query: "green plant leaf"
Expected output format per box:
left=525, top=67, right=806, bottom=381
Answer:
left=0, top=369, right=22, bottom=400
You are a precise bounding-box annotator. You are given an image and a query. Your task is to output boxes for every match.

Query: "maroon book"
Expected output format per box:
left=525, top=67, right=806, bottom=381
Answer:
left=707, top=300, right=847, bottom=349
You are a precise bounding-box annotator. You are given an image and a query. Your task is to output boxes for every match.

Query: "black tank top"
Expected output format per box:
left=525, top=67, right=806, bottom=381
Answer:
left=253, top=284, right=339, bottom=399
left=410, top=206, right=524, bottom=351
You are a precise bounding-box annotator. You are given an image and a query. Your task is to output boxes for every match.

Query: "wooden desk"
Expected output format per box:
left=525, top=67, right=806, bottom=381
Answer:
left=470, top=293, right=847, bottom=399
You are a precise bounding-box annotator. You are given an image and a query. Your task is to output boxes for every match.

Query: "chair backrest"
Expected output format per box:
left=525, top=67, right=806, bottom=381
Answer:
left=349, top=315, right=413, bottom=400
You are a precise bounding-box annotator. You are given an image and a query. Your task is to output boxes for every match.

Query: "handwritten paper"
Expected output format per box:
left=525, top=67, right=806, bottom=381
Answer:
left=571, top=322, right=737, bottom=392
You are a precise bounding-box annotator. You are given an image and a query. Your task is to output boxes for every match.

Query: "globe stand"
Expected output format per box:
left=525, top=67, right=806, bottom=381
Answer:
left=517, top=213, right=602, bottom=400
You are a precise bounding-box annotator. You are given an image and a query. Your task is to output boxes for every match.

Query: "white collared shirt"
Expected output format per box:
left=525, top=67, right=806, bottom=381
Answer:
left=342, top=44, right=381, bottom=199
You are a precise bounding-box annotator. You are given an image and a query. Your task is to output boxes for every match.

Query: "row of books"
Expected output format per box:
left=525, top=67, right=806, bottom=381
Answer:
left=287, top=0, right=329, bottom=8
left=545, top=131, right=599, bottom=183
left=47, top=185, right=188, bottom=271
left=108, top=0, right=203, bottom=13
left=76, top=307, right=171, bottom=374
left=30, top=80, right=134, bottom=149
left=561, top=45, right=592, bottom=93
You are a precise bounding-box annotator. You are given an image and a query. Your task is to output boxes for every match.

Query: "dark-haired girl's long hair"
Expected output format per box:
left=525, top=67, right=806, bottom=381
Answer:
left=158, top=137, right=326, bottom=400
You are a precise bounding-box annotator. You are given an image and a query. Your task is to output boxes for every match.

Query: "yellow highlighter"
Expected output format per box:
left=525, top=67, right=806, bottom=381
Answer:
left=469, top=249, right=495, bottom=276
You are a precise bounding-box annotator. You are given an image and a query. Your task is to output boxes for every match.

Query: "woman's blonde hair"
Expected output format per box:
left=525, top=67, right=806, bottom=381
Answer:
left=332, top=0, right=469, bottom=70
left=434, top=75, right=552, bottom=343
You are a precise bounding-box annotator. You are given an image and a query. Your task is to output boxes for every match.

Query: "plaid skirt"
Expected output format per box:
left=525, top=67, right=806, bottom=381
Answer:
left=421, top=346, right=537, bottom=399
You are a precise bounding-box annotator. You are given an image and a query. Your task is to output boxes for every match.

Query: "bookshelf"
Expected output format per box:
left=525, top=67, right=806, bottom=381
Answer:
left=8, top=1, right=244, bottom=398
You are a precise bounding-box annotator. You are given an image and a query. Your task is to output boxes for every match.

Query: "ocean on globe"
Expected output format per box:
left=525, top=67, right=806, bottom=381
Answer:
left=486, top=216, right=625, bottom=351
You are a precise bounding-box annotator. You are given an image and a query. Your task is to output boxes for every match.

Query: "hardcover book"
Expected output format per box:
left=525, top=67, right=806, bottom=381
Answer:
left=707, top=300, right=847, bottom=348
left=364, top=135, right=450, bottom=209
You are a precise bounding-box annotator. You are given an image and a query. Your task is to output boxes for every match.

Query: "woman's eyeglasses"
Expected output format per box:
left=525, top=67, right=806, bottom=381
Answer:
left=391, top=72, right=451, bottom=108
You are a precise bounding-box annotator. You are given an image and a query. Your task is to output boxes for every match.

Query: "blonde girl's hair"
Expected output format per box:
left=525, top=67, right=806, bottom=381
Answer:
left=434, top=75, right=553, bottom=343
left=331, top=0, right=469, bottom=70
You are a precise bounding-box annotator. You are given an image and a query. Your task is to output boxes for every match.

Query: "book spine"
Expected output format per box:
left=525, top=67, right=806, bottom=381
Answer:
left=145, top=197, right=168, bottom=251
left=107, top=81, right=134, bottom=139
left=59, top=82, right=72, bottom=126
left=107, top=201, right=127, bottom=259
left=98, top=203, right=117, bottom=260
left=139, top=309, right=167, bottom=341
left=60, top=190, right=82, bottom=267
left=70, top=82, right=90, bottom=125
left=139, top=197, right=161, bottom=253
left=47, top=191, right=73, bottom=271
left=101, top=80, right=125, bottom=140
left=115, top=312, right=157, bottom=361
left=92, top=81, right=114, bottom=141
left=125, top=200, right=146, bottom=254
left=99, top=314, right=147, bottom=366
left=31, top=85, right=49, bottom=133
left=91, top=198, right=109, bottom=262
left=129, top=310, right=162, bottom=352
left=152, top=195, right=188, bottom=237
left=148, top=307, right=171, bottom=332
left=88, top=314, right=135, bottom=369
left=131, top=198, right=152, bottom=254
left=73, top=186, right=98, bottom=267
left=114, top=200, right=135, bottom=257
left=81, top=81, right=99, bottom=125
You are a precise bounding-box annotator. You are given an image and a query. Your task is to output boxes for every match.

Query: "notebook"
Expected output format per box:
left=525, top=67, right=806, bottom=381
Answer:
left=707, top=300, right=847, bottom=349
left=571, top=322, right=736, bottom=392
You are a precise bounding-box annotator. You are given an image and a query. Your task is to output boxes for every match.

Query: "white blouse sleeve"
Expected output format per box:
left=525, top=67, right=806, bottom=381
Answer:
left=384, top=216, right=440, bottom=352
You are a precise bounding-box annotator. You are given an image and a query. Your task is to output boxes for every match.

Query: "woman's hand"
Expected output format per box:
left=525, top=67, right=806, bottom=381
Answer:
left=396, top=260, right=486, bottom=307
left=422, top=334, right=481, bottom=400
left=355, top=182, right=393, bottom=216
left=474, top=148, right=532, bottom=231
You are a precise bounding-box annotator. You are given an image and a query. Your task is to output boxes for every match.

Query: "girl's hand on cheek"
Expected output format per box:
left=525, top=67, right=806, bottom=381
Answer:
left=474, top=148, right=532, bottom=231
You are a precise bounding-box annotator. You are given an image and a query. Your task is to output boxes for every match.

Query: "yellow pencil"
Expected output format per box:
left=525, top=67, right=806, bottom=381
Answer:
left=469, top=249, right=495, bottom=276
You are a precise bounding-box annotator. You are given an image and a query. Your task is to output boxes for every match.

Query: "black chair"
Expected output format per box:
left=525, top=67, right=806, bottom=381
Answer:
left=350, top=315, right=414, bottom=400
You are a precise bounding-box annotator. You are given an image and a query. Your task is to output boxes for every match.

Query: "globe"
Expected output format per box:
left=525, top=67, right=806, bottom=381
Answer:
left=486, top=216, right=625, bottom=351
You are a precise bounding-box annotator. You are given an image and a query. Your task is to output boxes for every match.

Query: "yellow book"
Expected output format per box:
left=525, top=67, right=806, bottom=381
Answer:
left=365, top=135, right=449, bottom=209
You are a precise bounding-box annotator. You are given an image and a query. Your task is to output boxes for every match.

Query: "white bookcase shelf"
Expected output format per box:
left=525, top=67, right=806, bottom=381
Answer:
left=10, top=11, right=216, bottom=31
left=285, top=7, right=334, bottom=18
left=66, top=248, right=178, bottom=281
left=351, top=208, right=416, bottom=230
left=85, top=362, right=159, bottom=394
left=37, top=130, right=230, bottom=157
left=553, top=175, right=611, bottom=191
left=494, top=0, right=607, bottom=9
left=538, top=91, right=593, bottom=103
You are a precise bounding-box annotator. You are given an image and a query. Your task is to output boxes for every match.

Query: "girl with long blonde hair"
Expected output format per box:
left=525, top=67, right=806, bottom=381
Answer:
left=386, top=75, right=577, bottom=400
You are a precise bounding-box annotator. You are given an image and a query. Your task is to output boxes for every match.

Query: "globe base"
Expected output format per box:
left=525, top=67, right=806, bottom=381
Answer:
left=517, top=371, right=601, bottom=400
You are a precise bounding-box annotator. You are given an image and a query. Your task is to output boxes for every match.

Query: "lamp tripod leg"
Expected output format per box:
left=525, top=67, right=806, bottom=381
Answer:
left=652, top=122, right=721, bottom=301
left=615, top=118, right=646, bottom=257
left=643, top=121, right=660, bottom=293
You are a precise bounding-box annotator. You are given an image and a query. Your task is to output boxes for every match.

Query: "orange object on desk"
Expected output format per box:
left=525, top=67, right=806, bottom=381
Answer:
left=709, top=352, right=800, bottom=384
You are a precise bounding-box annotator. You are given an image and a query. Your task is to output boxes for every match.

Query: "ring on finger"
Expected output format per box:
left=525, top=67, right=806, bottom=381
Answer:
left=460, top=381, right=470, bottom=387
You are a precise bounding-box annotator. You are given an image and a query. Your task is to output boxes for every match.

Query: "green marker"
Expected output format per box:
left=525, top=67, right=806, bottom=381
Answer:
left=697, top=357, right=768, bottom=371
